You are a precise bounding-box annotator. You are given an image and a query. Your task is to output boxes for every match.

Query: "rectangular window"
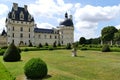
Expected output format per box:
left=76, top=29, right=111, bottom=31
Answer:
left=29, top=34, right=30, bottom=38
left=13, top=27, right=14, bottom=31
left=50, top=35, right=52, bottom=39
left=20, top=27, right=23, bottom=31
left=44, top=35, right=46, bottom=39
left=12, top=33, right=14, bottom=38
left=20, top=33, right=23, bottom=38
left=38, top=35, right=40, bottom=38
left=29, top=28, right=30, bottom=32
left=55, top=36, right=57, bottom=39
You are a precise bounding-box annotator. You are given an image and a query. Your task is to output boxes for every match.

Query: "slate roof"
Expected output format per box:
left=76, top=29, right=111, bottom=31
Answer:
left=59, top=19, right=73, bottom=26
left=1, top=30, right=7, bottom=36
left=8, top=7, right=34, bottom=22
left=34, top=28, right=54, bottom=34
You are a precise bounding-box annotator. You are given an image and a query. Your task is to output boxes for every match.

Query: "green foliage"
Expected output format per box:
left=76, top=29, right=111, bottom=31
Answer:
left=38, top=43, right=43, bottom=48
left=0, top=61, right=15, bottom=80
left=48, top=46, right=54, bottom=50
left=0, top=49, right=5, bottom=55
left=28, top=42, right=33, bottom=47
left=3, top=42, right=21, bottom=62
left=53, top=42, right=57, bottom=47
left=101, top=26, right=118, bottom=41
left=114, top=32, right=120, bottom=41
left=18, top=47, right=22, bottom=54
left=45, top=42, right=49, bottom=46
left=66, top=43, right=72, bottom=49
left=58, top=42, right=61, bottom=46
left=23, top=48, right=29, bottom=52
left=24, top=58, right=48, bottom=79
left=79, top=37, right=86, bottom=44
left=102, top=45, right=110, bottom=52
left=80, top=47, right=88, bottom=50
left=1, top=46, right=8, bottom=49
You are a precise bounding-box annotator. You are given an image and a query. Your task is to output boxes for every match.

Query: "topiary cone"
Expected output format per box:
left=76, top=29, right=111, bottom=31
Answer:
left=3, top=42, right=21, bottom=62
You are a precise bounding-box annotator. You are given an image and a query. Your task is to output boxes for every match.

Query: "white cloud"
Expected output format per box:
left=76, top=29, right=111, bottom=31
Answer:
left=0, top=17, right=6, bottom=33
left=73, top=4, right=120, bottom=40
left=36, top=22, right=55, bottom=29
left=0, top=4, right=8, bottom=15
left=74, top=5, right=120, bottom=22
left=28, top=0, right=73, bottom=18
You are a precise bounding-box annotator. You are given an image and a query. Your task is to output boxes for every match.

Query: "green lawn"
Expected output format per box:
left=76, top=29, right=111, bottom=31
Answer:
left=0, top=61, right=15, bottom=80
left=0, top=50, right=120, bottom=80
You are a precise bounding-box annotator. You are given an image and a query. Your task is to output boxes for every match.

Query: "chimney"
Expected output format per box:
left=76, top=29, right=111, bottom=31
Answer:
left=24, top=5, right=27, bottom=11
left=69, top=15, right=72, bottom=20
left=13, top=3, right=18, bottom=11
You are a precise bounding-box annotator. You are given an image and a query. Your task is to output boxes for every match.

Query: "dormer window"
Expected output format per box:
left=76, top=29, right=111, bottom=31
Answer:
left=12, top=11, right=15, bottom=19
left=28, top=14, right=31, bottom=21
left=20, top=11, right=24, bottom=20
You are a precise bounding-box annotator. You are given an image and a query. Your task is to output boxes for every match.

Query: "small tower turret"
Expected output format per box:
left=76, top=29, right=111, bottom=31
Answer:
left=65, top=12, right=68, bottom=19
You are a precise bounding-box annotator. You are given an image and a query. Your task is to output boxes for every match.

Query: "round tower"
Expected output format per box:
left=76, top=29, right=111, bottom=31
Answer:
left=58, top=12, right=74, bottom=45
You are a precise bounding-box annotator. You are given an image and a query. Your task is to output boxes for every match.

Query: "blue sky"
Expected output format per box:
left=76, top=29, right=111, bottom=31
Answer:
left=0, top=0, right=120, bottom=41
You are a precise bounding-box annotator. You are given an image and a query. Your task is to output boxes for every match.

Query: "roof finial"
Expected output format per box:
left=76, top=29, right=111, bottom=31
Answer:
left=65, top=12, right=68, bottom=19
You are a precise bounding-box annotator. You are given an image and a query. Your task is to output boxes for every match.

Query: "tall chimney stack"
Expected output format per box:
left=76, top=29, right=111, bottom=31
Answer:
left=24, top=5, right=27, bottom=11
left=13, top=3, right=18, bottom=11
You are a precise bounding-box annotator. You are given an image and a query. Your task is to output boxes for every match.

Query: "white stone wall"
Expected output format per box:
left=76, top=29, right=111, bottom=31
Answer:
left=0, top=36, right=7, bottom=47
left=34, top=33, right=58, bottom=46
left=6, top=19, right=34, bottom=46
left=58, top=26, right=74, bottom=45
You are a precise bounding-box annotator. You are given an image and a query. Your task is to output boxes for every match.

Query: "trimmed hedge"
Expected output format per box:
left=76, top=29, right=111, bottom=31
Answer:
left=3, top=42, right=21, bottom=62
left=24, top=58, right=48, bottom=79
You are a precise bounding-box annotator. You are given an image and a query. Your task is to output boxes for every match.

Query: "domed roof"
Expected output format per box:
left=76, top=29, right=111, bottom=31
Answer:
left=60, top=19, right=73, bottom=26
left=59, top=12, right=74, bottom=26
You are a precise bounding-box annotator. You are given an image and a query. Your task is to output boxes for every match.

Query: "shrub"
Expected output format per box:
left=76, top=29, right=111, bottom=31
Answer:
left=102, top=45, right=110, bottom=52
left=23, top=48, right=29, bottom=52
left=1, top=46, right=8, bottom=49
left=80, top=47, right=88, bottom=50
left=38, top=43, right=43, bottom=48
left=3, top=42, right=21, bottom=62
left=66, top=43, right=72, bottom=49
left=28, top=42, right=33, bottom=47
left=58, top=42, right=61, bottom=46
left=53, top=42, right=57, bottom=48
left=24, top=58, right=48, bottom=79
left=0, top=49, right=5, bottom=55
left=18, top=47, right=22, bottom=54
left=45, top=42, right=48, bottom=46
left=48, top=46, right=54, bottom=50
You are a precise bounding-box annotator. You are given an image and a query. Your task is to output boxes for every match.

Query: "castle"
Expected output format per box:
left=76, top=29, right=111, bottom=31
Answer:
left=2, top=3, right=74, bottom=46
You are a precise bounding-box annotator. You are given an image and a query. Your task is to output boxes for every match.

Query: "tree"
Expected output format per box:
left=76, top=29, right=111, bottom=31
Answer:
left=101, top=26, right=118, bottom=45
left=79, top=37, right=86, bottom=44
left=114, top=30, right=120, bottom=45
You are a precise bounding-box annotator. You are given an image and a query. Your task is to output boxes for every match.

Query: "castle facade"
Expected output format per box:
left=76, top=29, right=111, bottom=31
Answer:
left=5, top=3, right=74, bottom=46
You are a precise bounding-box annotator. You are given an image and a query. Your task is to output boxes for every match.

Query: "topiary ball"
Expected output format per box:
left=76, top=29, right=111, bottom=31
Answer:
left=24, top=58, right=48, bottom=79
left=102, top=45, right=110, bottom=52
left=3, top=42, right=21, bottom=62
